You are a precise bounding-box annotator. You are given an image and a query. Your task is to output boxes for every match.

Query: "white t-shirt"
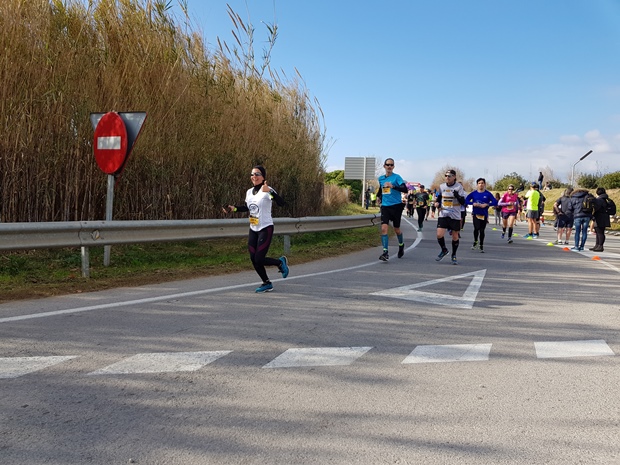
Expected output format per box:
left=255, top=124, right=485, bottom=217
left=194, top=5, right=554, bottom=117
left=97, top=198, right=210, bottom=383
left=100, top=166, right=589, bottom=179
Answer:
left=438, top=182, right=467, bottom=221
left=245, top=187, right=275, bottom=231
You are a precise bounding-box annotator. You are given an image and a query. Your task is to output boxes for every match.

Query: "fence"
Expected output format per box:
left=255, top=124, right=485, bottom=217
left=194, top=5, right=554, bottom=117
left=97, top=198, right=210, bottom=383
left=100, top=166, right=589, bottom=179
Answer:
left=0, top=215, right=379, bottom=277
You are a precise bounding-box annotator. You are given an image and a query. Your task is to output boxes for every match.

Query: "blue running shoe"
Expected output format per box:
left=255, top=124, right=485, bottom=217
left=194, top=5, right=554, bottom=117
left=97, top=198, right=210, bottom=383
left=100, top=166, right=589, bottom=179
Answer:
left=255, top=282, right=273, bottom=293
left=279, top=256, right=289, bottom=278
left=451, top=255, right=458, bottom=265
left=436, top=249, right=449, bottom=261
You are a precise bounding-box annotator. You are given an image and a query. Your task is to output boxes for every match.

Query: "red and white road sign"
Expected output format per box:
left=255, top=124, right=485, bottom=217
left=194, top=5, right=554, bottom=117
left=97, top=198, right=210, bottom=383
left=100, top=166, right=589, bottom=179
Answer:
left=93, top=112, right=129, bottom=175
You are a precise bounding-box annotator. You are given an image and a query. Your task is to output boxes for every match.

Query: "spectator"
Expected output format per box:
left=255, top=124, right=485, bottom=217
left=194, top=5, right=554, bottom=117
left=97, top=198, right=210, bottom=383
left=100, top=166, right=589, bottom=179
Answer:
left=566, top=188, right=593, bottom=251
left=590, top=187, right=611, bottom=252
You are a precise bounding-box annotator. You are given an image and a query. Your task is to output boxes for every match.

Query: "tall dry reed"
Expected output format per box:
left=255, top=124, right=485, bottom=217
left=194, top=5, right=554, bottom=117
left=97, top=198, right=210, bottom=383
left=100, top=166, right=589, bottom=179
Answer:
left=0, top=0, right=326, bottom=222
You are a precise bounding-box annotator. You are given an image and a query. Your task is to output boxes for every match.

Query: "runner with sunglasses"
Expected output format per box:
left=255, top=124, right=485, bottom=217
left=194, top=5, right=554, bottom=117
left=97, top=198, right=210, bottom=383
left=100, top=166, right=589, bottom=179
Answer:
left=498, top=184, right=520, bottom=243
left=434, top=169, right=467, bottom=265
left=377, top=158, right=408, bottom=261
left=223, top=165, right=289, bottom=293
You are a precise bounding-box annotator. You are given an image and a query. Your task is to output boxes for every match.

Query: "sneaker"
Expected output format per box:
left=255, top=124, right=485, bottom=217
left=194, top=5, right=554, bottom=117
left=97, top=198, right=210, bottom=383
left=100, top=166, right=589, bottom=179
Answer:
left=419, top=226, right=423, bottom=232
left=398, top=245, right=405, bottom=258
left=570, top=247, right=579, bottom=251
left=436, top=249, right=449, bottom=261
left=471, top=242, right=478, bottom=250
left=564, top=241, right=569, bottom=245
left=501, top=233, right=505, bottom=239
left=532, top=234, right=539, bottom=239
left=578, top=247, right=584, bottom=251
left=379, top=251, right=389, bottom=261
left=523, top=234, right=532, bottom=239
left=255, top=282, right=273, bottom=293
left=278, top=256, right=289, bottom=278
left=555, top=239, right=562, bottom=244
left=451, top=256, right=458, bottom=265
left=479, top=247, right=485, bottom=253
left=507, top=238, right=513, bottom=244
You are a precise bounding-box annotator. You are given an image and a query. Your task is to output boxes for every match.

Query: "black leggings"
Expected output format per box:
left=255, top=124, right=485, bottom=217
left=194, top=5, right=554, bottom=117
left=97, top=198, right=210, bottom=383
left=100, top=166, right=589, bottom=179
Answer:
left=594, top=226, right=606, bottom=248
left=472, top=215, right=488, bottom=246
left=415, top=207, right=427, bottom=228
left=248, top=225, right=281, bottom=283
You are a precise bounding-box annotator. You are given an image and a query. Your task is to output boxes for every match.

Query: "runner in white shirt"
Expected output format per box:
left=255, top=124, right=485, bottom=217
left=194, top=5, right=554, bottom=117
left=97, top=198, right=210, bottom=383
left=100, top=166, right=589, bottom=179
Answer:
left=223, top=165, right=289, bottom=293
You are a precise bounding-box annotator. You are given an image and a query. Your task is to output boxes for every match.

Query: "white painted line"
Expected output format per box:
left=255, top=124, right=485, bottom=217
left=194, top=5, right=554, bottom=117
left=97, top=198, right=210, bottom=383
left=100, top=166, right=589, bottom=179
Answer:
left=534, top=340, right=615, bottom=359
left=263, top=347, right=373, bottom=368
left=87, top=351, right=232, bottom=375
left=402, top=343, right=492, bottom=364
left=97, top=136, right=121, bottom=150
left=370, top=270, right=486, bottom=309
left=0, top=355, right=77, bottom=379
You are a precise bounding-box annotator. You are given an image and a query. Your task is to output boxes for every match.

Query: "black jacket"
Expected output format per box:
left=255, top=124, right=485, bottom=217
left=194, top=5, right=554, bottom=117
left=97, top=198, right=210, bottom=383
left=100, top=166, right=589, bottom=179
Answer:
left=567, top=189, right=592, bottom=219
left=593, top=194, right=611, bottom=228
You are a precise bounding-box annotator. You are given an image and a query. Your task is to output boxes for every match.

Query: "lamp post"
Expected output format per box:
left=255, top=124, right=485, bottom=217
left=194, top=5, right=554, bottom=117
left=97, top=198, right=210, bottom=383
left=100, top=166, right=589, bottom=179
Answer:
left=571, top=150, right=592, bottom=187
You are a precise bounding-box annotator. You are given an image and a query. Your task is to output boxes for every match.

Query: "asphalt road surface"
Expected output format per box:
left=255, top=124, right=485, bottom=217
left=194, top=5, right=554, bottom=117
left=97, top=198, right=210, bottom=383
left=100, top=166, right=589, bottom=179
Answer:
left=1, top=217, right=619, bottom=464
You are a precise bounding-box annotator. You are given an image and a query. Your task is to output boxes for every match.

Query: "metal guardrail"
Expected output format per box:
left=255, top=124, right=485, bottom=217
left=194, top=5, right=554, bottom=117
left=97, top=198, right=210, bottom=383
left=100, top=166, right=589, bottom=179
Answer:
left=0, top=215, right=379, bottom=277
left=0, top=215, right=379, bottom=250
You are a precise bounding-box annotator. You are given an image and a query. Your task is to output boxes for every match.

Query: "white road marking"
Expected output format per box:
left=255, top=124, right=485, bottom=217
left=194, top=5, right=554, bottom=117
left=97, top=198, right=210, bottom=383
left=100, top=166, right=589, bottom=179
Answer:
left=534, top=340, right=615, bottom=359
left=87, top=351, right=232, bottom=375
left=370, top=270, right=486, bottom=309
left=0, top=355, right=77, bottom=379
left=263, top=347, right=373, bottom=368
left=402, top=344, right=492, bottom=364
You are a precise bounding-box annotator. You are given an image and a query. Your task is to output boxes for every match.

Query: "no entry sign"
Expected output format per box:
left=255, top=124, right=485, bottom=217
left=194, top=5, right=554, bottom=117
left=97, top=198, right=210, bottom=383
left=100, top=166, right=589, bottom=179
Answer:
left=90, top=111, right=147, bottom=176
left=93, top=112, right=128, bottom=175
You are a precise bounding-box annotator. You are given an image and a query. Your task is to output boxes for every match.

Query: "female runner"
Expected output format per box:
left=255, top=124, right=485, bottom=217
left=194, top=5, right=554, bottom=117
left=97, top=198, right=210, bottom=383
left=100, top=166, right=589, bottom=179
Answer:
left=223, top=165, right=289, bottom=293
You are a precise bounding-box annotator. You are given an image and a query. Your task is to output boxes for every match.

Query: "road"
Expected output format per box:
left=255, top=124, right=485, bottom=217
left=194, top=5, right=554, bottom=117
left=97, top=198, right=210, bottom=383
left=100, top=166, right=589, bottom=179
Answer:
left=1, top=217, right=619, bottom=464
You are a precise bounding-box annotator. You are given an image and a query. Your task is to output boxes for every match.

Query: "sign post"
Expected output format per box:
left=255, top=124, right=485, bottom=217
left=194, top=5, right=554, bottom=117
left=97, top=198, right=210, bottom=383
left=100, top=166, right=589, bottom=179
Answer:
left=89, top=111, right=147, bottom=273
left=344, top=157, right=376, bottom=207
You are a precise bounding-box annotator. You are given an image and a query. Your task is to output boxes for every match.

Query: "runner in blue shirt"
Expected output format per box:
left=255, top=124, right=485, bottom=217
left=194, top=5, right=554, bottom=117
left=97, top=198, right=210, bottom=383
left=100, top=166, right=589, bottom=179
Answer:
left=377, top=158, right=408, bottom=261
left=464, top=178, right=498, bottom=253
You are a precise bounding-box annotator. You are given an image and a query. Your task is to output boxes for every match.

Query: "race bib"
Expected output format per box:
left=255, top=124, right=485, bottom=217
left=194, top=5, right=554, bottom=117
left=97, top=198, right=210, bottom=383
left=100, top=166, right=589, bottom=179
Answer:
left=475, top=215, right=485, bottom=220
left=443, top=199, right=453, bottom=207
left=249, top=216, right=259, bottom=226
left=382, top=187, right=391, bottom=194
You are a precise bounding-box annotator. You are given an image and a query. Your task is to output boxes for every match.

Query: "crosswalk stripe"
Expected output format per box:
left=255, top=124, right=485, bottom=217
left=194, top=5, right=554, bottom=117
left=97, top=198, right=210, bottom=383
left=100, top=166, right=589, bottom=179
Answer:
left=87, top=351, right=232, bottom=375
left=402, top=343, right=493, bottom=364
left=263, top=347, right=373, bottom=368
left=0, top=356, right=77, bottom=379
left=534, top=340, right=615, bottom=359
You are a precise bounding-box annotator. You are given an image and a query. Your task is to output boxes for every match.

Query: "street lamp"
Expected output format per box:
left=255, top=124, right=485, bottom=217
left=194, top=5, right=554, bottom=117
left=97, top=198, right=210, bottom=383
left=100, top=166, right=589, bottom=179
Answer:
left=571, top=150, right=592, bottom=187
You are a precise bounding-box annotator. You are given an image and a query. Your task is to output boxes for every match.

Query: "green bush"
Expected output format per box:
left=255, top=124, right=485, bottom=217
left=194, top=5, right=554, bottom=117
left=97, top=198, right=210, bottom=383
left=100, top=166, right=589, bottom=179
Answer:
left=577, top=174, right=599, bottom=189
left=598, top=171, right=620, bottom=189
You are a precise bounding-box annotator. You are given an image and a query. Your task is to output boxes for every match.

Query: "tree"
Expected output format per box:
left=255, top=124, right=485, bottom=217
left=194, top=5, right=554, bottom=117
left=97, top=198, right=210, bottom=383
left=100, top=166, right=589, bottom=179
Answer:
left=430, top=165, right=474, bottom=191
left=324, top=170, right=363, bottom=202
left=494, top=172, right=528, bottom=191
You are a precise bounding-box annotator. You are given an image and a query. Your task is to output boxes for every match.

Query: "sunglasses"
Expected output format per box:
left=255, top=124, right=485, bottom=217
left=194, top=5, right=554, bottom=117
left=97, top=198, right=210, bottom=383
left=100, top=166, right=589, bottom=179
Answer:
left=445, top=174, right=454, bottom=177
left=250, top=172, right=263, bottom=177
left=384, top=164, right=394, bottom=167
left=508, top=188, right=514, bottom=190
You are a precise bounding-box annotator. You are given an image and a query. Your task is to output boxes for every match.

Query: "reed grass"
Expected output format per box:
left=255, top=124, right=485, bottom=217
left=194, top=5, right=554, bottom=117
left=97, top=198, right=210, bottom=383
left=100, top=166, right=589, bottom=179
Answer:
left=0, top=0, right=326, bottom=222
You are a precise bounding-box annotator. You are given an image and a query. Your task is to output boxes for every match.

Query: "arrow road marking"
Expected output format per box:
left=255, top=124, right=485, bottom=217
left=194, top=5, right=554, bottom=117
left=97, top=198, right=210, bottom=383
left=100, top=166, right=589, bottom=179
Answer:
left=369, top=269, right=487, bottom=309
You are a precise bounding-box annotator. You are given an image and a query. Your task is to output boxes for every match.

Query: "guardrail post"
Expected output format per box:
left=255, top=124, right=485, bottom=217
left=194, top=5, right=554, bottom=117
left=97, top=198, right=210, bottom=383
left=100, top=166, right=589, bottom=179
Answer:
left=81, top=247, right=90, bottom=278
left=283, top=235, right=291, bottom=255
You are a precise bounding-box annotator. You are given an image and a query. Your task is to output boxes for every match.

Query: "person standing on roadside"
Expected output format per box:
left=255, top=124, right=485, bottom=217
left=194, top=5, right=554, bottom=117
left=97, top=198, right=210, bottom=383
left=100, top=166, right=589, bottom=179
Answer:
left=524, top=182, right=541, bottom=239
left=223, top=165, right=289, bottom=293
left=590, top=187, right=611, bottom=252
left=434, top=169, right=467, bottom=265
left=553, top=187, right=573, bottom=245
left=465, top=178, right=498, bottom=253
left=414, top=185, right=430, bottom=231
left=566, top=188, right=593, bottom=251
left=377, top=158, right=408, bottom=261
left=493, top=192, right=501, bottom=226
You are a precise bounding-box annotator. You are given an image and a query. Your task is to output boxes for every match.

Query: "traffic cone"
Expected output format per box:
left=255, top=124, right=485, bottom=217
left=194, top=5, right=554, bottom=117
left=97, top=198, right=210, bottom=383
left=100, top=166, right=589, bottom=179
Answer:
left=563, top=247, right=570, bottom=251
left=592, top=256, right=601, bottom=260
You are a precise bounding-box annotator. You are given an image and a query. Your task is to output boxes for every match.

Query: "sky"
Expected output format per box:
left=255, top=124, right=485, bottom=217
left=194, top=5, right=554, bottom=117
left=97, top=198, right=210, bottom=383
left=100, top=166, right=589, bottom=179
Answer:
left=174, top=0, right=620, bottom=187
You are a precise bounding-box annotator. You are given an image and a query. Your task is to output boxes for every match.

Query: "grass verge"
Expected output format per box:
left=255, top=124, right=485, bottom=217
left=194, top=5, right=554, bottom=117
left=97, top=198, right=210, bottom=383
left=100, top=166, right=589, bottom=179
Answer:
left=0, top=208, right=381, bottom=303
